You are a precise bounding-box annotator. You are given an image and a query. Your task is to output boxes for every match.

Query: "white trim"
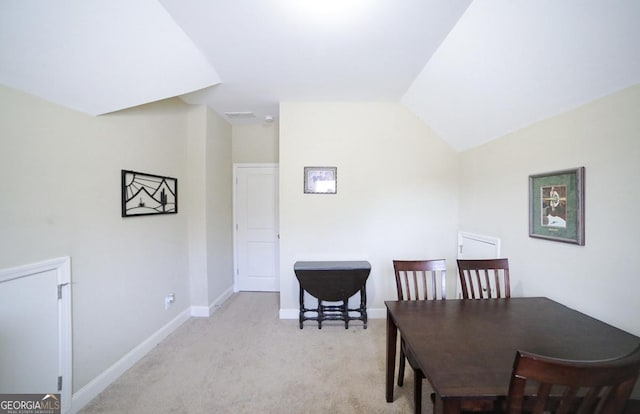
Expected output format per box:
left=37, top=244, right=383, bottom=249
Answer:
left=70, top=308, right=190, bottom=413
left=58, top=258, right=72, bottom=414
left=190, top=306, right=210, bottom=317
left=0, top=257, right=72, bottom=414
left=0, top=256, right=70, bottom=284
left=457, top=231, right=501, bottom=258
left=232, top=163, right=280, bottom=292
left=190, top=285, right=234, bottom=317
left=279, top=308, right=299, bottom=319
left=209, top=286, right=234, bottom=314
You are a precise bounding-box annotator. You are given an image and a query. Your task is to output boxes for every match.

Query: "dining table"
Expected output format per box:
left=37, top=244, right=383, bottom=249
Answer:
left=385, top=297, right=640, bottom=414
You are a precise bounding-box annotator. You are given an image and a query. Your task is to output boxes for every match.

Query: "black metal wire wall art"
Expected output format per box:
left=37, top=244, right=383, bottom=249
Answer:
left=121, top=170, right=178, bottom=217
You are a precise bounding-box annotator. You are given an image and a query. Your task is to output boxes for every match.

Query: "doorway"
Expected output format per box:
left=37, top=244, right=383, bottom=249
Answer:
left=234, top=164, right=279, bottom=291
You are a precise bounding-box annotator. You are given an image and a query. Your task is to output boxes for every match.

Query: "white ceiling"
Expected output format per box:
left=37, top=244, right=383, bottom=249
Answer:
left=1, top=1, right=639, bottom=151
left=0, top=1, right=220, bottom=116
left=403, top=0, right=640, bottom=150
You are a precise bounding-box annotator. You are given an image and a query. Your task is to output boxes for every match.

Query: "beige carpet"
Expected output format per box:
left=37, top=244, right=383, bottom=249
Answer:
left=79, top=292, right=433, bottom=413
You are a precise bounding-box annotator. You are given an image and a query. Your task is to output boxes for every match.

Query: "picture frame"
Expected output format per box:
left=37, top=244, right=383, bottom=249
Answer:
left=529, top=167, right=584, bottom=245
left=304, top=167, right=337, bottom=194
left=121, top=170, right=178, bottom=217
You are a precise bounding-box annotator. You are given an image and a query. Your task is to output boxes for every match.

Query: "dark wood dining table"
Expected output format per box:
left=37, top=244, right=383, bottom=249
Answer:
left=385, top=297, right=640, bottom=414
left=294, top=261, right=370, bottom=329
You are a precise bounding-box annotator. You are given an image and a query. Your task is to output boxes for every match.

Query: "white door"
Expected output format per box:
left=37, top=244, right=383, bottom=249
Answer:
left=0, top=257, right=72, bottom=413
left=234, top=165, right=279, bottom=291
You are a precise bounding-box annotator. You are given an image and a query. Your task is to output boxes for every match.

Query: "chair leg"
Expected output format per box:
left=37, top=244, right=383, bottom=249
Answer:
left=398, top=345, right=406, bottom=386
left=414, top=368, right=422, bottom=414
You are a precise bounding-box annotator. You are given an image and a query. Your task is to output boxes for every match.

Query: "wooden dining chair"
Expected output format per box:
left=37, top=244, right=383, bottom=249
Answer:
left=456, top=258, right=510, bottom=299
left=506, top=344, right=640, bottom=414
left=393, top=259, right=447, bottom=414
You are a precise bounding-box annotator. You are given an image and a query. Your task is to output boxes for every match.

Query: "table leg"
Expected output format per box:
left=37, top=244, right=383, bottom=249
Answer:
left=386, top=308, right=397, bottom=403
left=361, top=286, right=368, bottom=329
left=343, top=300, right=349, bottom=329
left=299, top=286, right=304, bottom=329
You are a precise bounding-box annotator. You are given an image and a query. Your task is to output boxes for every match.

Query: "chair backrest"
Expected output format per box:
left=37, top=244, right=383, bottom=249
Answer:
left=506, top=344, right=640, bottom=414
left=393, top=259, right=447, bottom=301
left=456, top=258, right=510, bottom=299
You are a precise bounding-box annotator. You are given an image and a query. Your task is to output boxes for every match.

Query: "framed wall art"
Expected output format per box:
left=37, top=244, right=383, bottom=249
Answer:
left=304, top=167, right=337, bottom=194
left=529, top=167, right=584, bottom=245
left=121, top=170, right=178, bottom=217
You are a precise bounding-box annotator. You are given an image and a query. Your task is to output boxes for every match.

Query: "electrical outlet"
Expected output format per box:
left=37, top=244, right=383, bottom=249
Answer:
left=164, top=293, right=175, bottom=310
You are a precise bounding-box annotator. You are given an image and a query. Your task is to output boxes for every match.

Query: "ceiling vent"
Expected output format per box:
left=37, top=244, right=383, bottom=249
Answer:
left=224, top=111, right=255, bottom=120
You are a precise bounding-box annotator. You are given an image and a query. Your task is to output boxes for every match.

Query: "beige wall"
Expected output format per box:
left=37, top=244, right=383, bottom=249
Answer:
left=279, top=102, right=460, bottom=315
left=186, top=105, right=209, bottom=309
left=458, top=84, right=640, bottom=336
left=186, top=105, right=234, bottom=313
left=232, top=123, right=279, bottom=163
left=0, top=85, right=234, bottom=395
left=205, top=108, right=234, bottom=302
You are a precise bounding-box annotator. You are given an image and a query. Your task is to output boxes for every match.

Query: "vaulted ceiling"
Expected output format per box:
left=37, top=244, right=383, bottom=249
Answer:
left=1, top=1, right=639, bottom=151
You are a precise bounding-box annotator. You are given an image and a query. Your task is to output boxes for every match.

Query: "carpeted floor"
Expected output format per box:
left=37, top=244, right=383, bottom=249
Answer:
left=79, top=292, right=432, bottom=413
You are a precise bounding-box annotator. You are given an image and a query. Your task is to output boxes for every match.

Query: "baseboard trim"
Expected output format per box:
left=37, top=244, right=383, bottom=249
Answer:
left=70, top=308, right=191, bottom=413
left=190, top=306, right=210, bottom=317
left=279, top=308, right=299, bottom=319
left=279, top=307, right=386, bottom=319
left=191, top=286, right=234, bottom=317
left=209, top=286, right=234, bottom=315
